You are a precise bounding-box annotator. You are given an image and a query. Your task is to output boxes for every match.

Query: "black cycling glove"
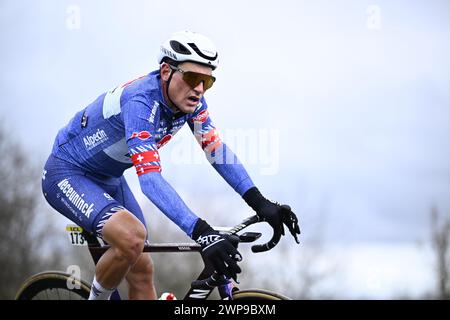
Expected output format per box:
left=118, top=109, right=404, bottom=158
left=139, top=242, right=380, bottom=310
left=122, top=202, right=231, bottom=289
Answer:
left=192, top=218, right=242, bottom=281
left=243, top=187, right=300, bottom=244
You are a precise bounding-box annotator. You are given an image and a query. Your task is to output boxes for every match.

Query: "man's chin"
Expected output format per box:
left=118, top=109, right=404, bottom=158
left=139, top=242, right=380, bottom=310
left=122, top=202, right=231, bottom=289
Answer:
left=178, top=104, right=198, bottom=114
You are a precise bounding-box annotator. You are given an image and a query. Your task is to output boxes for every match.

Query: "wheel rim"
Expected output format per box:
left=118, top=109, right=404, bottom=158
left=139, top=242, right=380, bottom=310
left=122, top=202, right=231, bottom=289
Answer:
left=232, top=289, right=291, bottom=300
left=15, top=271, right=90, bottom=300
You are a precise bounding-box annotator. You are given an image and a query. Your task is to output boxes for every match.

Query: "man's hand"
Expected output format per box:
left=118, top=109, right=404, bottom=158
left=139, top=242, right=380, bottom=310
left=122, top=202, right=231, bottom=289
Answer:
left=192, top=219, right=242, bottom=281
left=280, top=204, right=300, bottom=244
left=243, top=187, right=301, bottom=243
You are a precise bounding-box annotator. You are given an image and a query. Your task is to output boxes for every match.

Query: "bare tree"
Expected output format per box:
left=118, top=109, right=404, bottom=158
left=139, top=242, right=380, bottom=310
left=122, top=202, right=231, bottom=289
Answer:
left=0, top=119, right=65, bottom=299
left=430, top=206, right=450, bottom=299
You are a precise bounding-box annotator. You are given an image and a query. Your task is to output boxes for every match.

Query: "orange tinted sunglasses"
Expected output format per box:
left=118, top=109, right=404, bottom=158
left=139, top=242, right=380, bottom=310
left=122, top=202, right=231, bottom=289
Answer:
left=170, top=65, right=216, bottom=90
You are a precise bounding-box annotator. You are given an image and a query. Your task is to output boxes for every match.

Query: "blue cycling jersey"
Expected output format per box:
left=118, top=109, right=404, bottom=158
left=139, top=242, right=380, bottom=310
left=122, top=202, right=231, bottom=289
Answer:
left=49, top=70, right=254, bottom=236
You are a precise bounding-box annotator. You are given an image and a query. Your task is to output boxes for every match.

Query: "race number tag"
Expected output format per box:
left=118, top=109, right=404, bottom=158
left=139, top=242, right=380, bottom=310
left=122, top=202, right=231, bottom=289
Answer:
left=66, top=224, right=87, bottom=246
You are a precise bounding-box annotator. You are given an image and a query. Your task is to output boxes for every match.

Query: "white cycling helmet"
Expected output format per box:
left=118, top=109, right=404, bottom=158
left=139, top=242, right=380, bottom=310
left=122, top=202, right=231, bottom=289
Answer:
left=157, top=31, right=219, bottom=70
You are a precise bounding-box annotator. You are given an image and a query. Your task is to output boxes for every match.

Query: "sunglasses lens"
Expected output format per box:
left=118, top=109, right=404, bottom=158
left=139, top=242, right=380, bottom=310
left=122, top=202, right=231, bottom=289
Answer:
left=182, top=72, right=198, bottom=88
left=183, top=72, right=215, bottom=90
left=204, top=76, right=216, bottom=90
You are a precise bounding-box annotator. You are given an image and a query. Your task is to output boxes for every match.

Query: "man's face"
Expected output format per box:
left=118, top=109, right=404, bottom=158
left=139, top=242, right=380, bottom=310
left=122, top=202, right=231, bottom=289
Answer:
left=162, top=62, right=214, bottom=113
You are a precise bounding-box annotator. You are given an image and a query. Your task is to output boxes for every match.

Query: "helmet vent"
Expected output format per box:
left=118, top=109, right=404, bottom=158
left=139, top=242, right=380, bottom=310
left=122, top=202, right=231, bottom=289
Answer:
left=170, top=41, right=192, bottom=55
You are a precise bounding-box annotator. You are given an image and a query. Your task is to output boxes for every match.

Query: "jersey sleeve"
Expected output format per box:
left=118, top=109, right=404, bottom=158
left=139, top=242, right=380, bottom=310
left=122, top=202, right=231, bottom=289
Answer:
left=188, top=99, right=255, bottom=196
left=123, top=97, right=162, bottom=176
left=122, top=98, right=199, bottom=236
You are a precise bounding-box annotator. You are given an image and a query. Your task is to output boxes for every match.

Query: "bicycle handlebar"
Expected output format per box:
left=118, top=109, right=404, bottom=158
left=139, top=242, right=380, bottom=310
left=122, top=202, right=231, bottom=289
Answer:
left=224, top=206, right=290, bottom=253
left=191, top=271, right=228, bottom=289
left=192, top=212, right=285, bottom=290
left=191, top=209, right=291, bottom=289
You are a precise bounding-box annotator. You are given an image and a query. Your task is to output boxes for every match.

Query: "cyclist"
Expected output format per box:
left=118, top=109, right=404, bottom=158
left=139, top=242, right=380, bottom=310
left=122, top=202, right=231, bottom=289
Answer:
left=41, top=30, right=300, bottom=300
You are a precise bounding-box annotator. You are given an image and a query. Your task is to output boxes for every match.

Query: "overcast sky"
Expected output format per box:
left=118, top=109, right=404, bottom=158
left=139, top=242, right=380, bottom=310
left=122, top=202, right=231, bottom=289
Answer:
left=1, top=0, right=449, bottom=298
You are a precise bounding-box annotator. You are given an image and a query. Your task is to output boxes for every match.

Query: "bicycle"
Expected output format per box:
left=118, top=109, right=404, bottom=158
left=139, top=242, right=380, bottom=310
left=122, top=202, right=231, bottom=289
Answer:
left=15, top=208, right=293, bottom=300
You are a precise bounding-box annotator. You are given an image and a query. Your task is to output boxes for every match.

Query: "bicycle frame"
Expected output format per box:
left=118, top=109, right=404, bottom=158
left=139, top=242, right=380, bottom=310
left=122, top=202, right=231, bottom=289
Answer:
left=85, top=238, right=223, bottom=300
left=80, top=215, right=268, bottom=300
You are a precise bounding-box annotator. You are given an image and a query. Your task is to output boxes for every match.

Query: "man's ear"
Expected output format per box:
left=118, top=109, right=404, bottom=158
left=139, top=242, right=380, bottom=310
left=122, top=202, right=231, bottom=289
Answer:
left=160, top=63, right=171, bottom=81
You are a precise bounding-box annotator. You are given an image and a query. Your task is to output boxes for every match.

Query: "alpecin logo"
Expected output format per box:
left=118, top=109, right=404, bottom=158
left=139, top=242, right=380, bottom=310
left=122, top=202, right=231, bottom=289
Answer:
left=83, top=129, right=108, bottom=150
left=57, top=179, right=95, bottom=218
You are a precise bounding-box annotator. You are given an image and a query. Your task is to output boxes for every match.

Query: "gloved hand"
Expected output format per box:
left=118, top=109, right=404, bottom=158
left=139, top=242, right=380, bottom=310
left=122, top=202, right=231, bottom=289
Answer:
left=192, top=218, right=242, bottom=281
left=243, top=187, right=300, bottom=243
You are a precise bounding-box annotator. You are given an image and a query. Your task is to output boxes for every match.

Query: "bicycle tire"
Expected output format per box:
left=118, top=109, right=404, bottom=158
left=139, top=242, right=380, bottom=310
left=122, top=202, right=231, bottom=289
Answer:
left=232, top=289, right=291, bottom=300
left=15, top=271, right=91, bottom=300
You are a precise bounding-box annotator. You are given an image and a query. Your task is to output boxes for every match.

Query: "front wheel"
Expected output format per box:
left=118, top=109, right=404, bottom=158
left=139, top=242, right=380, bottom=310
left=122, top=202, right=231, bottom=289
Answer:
left=232, top=289, right=291, bottom=300
left=15, top=271, right=91, bottom=300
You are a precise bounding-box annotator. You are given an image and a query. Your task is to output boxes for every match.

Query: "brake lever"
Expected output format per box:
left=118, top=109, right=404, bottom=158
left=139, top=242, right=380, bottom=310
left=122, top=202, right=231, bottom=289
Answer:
left=191, top=271, right=233, bottom=290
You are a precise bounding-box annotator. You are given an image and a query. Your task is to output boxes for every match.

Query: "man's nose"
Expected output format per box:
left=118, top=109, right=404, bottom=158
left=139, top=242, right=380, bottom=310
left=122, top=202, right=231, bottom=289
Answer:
left=193, top=81, right=205, bottom=94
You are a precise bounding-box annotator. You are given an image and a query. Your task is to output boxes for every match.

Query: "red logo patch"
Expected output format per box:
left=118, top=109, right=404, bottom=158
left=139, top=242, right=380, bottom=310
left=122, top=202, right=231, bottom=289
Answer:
left=156, top=134, right=172, bottom=149
left=131, top=131, right=152, bottom=140
left=190, top=110, right=209, bottom=123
